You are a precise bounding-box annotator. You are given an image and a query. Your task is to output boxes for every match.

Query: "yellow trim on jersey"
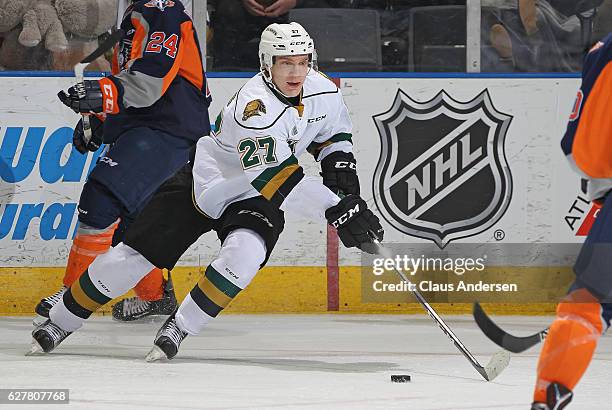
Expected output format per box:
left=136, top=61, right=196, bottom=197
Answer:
left=260, top=163, right=300, bottom=200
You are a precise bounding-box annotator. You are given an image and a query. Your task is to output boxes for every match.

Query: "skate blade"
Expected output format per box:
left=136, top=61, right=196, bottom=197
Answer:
left=25, top=338, right=44, bottom=356
left=32, top=315, right=47, bottom=326
left=145, top=345, right=167, bottom=362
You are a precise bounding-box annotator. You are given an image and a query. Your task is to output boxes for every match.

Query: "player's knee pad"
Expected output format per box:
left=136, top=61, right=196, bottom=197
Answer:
left=77, top=179, right=125, bottom=229
left=217, top=198, right=285, bottom=267
left=133, top=268, right=165, bottom=301
left=212, top=228, right=266, bottom=289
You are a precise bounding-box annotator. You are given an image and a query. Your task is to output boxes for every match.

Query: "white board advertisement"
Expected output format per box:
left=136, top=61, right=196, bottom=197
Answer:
left=0, top=76, right=588, bottom=267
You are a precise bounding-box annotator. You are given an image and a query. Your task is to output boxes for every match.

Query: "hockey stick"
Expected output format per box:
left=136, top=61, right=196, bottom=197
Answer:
left=473, top=302, right=549, bottom=353
left=368, top=238, right=511, bottom=381
left=72, top=29, right=124, bottom=143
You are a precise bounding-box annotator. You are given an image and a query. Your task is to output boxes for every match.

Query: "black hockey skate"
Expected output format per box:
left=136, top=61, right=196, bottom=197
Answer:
left=145, top=309, right=188, bottom=362
left=28, top=319, right=72, bottom=355
left=112, top=272, right=177, bottom=321
left=531, top=382, right=573, bottom=410
left=33, top=286, right=67, bottom=325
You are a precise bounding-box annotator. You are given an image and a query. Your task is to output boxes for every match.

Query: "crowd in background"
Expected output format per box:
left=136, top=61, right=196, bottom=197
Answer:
left=206, top=0, right=612, bottom=73
left=0, top=0, right=609, bottom=73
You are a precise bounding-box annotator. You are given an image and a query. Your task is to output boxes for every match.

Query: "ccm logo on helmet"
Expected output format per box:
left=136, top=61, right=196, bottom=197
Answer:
left=332, top=203, right=360, bottom=228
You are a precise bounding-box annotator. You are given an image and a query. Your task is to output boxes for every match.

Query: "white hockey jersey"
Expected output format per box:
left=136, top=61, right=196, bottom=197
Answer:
left=192, top=70, right=353, bottom=219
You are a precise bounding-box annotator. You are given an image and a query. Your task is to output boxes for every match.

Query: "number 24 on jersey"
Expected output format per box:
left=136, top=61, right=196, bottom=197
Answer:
left=145, top=32, right=178, bottom=58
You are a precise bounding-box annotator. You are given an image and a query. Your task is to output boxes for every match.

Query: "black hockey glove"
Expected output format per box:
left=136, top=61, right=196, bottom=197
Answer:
left=325, top=195, right=384, bottom=253
left=320, top=151, right=360, bottom=195
left=73, top=115, right=104, bottom=154
left=58, top=80, right=105, bottom=114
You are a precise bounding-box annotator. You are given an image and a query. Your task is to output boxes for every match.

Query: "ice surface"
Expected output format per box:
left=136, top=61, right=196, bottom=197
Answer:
left=1, top=315, right=610, bottom=409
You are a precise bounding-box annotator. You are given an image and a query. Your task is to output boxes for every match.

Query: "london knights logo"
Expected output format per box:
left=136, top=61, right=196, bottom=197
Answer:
left=372, top=89, right=513, bottom=247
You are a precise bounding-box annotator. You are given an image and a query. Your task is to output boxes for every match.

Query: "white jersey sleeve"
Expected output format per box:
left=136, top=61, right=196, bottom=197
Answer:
left=306, top=86, right=354, bottom=162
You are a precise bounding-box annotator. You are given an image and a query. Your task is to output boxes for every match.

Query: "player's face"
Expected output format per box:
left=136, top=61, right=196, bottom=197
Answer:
left=270, top=55, right=310, bottom=97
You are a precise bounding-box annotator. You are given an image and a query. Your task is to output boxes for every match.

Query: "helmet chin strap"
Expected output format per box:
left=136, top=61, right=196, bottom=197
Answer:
left=265, top=77, right=300, bottom=99
left=261, top=67, right=311, bottom=99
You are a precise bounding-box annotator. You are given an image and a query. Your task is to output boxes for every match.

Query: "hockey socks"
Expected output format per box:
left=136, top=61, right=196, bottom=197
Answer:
left=65, top=224, right=165, bottom=302
left=177, top=265, right=242, bottom=335
left=533, top=288, right=603, bottom=403
left=175, top=229, right=266, bottom=336
left=63, top=223, right=117, bottom=286
left=64, top=223, right=165, bottom=305
left=133, top=268, right=165, bottom=301
left=50, top=243, right=156, bottom=332
left=50, top=269, right=113, bottom=332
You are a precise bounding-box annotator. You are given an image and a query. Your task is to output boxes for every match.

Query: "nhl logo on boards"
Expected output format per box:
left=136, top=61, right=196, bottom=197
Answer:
left=372, top=89, right=513, bottom=247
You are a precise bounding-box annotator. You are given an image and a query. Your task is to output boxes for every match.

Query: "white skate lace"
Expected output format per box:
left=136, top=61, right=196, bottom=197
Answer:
left=43, top=322, right=69, bottom=343
left=123, top=297, right=151, bottom=317
left=44, top=286, right=67, bottom=305
left=160, top=318, right=187, bottom=346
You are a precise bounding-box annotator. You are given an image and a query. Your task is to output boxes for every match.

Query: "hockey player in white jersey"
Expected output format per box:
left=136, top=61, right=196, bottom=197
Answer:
left=30, top=22, right=384, bottom=359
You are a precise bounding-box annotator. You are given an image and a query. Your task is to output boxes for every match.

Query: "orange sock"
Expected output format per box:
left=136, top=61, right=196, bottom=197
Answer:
left=133, top=268, right=164, bottom=301
left=63, top=223, right=118, bottom=287
left=533, top=288, right=603, bottom=402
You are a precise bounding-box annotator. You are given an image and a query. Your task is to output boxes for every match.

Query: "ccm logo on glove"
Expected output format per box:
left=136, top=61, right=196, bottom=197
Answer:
left=330, top=203, right=360, bottom=228
left=325, top=195, right=384, bottom=252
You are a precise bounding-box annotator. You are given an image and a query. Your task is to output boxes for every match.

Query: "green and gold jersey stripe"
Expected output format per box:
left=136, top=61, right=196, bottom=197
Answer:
left=307, top=133, right=353, bottom=158
left=307, top=140, right=332, bottom=157
left=213, top=112, right=223, bottom=135
left=251, top=155, right=304, bottom=205
left=329, top=132, right=353, bottom=144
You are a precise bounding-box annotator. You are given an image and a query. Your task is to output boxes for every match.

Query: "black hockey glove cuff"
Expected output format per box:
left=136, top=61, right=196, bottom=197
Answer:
left=325, top=195, right=384, bottom=254
left=73, top=115, right=104, bottom=154
left=320, top=151, right=360, bottom=196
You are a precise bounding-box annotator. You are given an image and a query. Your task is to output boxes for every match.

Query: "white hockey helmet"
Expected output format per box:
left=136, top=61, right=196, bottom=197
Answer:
left=259, top=22, right=317, bottom=82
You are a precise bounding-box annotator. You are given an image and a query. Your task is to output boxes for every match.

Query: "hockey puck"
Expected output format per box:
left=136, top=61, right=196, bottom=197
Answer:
left=391, top=375, right=411, bottom=383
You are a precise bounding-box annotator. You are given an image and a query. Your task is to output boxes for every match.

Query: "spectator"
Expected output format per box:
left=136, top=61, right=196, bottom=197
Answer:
left=594, top=0, right=612, bottom=42
left=485, top=0, right=603, bottom=72
left=210, top=0, right=331, bottom=70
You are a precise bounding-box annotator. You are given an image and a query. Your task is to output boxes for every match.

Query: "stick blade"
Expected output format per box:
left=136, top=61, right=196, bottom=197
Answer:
left=80, top=29, right=124, bottom=64
left=473, top=302, right=509, bottom=347
left=482, top=350, right=511, bottom=381
left=473, top=302, right=544, bottom=353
